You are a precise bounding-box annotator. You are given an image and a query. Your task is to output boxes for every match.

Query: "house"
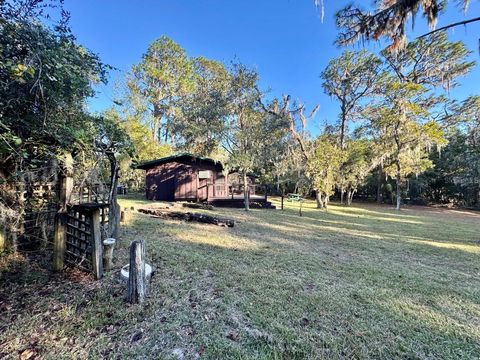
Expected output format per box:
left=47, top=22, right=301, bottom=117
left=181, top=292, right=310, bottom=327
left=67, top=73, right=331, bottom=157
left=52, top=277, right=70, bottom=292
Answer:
left=135, top=153, right=273, bottom=208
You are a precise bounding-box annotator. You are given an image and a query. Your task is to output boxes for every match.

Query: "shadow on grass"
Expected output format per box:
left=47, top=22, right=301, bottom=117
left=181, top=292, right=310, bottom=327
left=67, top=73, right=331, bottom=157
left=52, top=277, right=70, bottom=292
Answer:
left=2, top=198, right=479, bottom=359
left=114, top=208, right=480, bottom=358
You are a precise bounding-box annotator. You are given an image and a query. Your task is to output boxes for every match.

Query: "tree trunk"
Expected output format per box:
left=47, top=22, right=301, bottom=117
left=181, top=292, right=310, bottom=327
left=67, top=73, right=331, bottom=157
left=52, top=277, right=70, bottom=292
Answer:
left=107, top=151, right=120, bottom=240
left=153, top=104, right=162, bottom=143
left=376, top=165, right=384, bottom=204
left=153, top=118, right=160, bottom=143
left=476, top=182, right=480, bottom=207
left=348, top=189, right=355, bottom=205
left=164, top=125, right=169, bottom=143
left=315, top=191, right=324, bottom=209
left=340, top=100, right=347, bottom=150
left=340, top=187, right=344, bottom=205
left=395, top=161, right=402, bottom=211
left=243, top=171, right=250, bottom=211
left=346, top=189, right=352, bottom=206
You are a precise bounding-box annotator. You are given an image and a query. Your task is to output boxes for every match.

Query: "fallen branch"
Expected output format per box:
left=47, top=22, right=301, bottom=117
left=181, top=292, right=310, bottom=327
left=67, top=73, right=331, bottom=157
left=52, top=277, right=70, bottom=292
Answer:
left=138, top=208, right=234, bottom=227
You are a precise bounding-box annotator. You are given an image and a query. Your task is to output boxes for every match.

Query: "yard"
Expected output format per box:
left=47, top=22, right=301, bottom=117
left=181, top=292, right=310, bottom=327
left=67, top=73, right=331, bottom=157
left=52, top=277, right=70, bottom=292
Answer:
left=1, top=196, right=480, bottom=359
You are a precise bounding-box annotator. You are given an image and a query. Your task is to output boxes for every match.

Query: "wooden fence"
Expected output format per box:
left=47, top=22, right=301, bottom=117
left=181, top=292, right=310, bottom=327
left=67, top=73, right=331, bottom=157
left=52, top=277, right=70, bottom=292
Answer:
left=0, top=153, right=115, bottom=279
left=50, top=155, right=112, bottom=279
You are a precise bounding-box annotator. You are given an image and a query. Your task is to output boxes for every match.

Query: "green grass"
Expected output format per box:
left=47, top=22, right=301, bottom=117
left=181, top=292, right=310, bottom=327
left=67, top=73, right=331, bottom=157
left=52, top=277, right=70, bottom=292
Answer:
left=1, top=195, right=479, bottom=359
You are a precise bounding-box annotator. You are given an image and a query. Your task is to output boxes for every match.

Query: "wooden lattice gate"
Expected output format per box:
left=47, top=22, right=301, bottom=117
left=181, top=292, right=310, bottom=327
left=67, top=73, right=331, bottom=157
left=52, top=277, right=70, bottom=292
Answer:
left=63, top=204, right=109, bottom=279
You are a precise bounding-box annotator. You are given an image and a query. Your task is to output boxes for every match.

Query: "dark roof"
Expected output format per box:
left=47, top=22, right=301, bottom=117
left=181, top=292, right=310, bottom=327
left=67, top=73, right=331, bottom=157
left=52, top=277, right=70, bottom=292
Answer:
left=134, top=152, right=222, bottom=170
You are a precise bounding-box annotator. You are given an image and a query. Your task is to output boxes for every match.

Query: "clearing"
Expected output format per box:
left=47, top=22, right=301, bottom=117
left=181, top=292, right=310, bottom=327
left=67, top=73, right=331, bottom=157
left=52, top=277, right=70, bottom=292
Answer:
left=1, top=196, right=479, bottom=359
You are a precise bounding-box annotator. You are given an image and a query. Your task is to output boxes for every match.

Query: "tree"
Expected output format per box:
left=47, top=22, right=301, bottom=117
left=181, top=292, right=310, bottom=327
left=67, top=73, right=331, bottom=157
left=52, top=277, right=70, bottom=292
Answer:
left=321, top=49, right=383, bottom=204
left=362, top=82, right=446, bottom=210
left=366, top=32, right=474, bottom=206
left=381, top=32, right=474, bottom=91
left=173, top=57, right=231, bottom=156
left=308, top=135, right=344, bottom=209
left=258, top=95, right=326, bottom=207
left=0, top=0, right=108, bottom=250
left=445, top=96, right=480, bottom=205
left=94, top=111, right=134, bottom=240
left=128, top=36, right=194, bottom=144
left=118, top=113, right=172, bottom=191
left=336, top=0, right=475, bottom=51
left=223, top=63, right=262, bottom=211
left=321, top=50, right=383, bottom=149
left=338, top=139, right=375, bottom=205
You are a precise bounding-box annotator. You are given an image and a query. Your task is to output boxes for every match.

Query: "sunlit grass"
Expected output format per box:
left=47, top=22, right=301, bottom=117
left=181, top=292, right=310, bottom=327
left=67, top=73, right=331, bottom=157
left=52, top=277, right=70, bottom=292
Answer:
left=1, top=195, right=479, bottom=359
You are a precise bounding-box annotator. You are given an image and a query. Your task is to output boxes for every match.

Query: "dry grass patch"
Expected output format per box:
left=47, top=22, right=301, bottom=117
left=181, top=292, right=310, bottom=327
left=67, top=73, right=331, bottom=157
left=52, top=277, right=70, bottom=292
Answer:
left=0, top=195, right=479, bottom=359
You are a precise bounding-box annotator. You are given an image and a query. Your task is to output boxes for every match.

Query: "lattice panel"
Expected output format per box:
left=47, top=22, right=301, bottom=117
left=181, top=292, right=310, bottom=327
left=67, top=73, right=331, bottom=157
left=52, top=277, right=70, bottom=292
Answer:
left=21, top=181, right=59, bottom=249
left=65, top=209, right=93, bottom=271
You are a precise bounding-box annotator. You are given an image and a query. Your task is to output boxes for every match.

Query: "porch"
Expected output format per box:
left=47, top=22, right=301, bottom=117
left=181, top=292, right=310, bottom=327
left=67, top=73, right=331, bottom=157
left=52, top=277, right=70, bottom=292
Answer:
left=206, top=187, right=275, bottom=209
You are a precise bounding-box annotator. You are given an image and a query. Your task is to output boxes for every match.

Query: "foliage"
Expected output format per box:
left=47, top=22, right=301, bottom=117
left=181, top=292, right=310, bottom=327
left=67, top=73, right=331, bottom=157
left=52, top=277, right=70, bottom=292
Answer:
left=173, top=57, right=231, bottom=155
left=361, top=81, right=447, bottom=209
left=338, top=139, right=375, bottom=204
left=418, top=96, right=480, bottom=206
left=308, top=135, right=344, bottom=207
left=381, top=32, right=474, bottom=91
left=128, top=36, right=194, bottom=143
left=321, top=50, right=383, bottom=148
left=336, top=0, right=473, bottom=51
left=0, top=13, right=108, bottom=168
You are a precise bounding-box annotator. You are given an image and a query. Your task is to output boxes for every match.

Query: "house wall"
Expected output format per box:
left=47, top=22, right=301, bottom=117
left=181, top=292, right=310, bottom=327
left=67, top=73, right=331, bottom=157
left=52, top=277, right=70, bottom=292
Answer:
left=195, top=162, right=224, bottom=200
left=145, top=159, right=224, bottom=201
left=145, top=162, right=178, bottom=201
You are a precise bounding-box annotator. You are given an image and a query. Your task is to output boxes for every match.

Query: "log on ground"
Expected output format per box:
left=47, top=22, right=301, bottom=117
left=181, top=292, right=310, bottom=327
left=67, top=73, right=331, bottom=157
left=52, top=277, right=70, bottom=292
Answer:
left=137, top=208, right=234, bottom=227
left=182, top=202, right=215, bottom=211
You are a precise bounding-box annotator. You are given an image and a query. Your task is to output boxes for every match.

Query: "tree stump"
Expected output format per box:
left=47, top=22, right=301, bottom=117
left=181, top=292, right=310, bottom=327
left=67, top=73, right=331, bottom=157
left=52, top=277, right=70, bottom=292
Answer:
left=127, top=240, right=146, bottom=304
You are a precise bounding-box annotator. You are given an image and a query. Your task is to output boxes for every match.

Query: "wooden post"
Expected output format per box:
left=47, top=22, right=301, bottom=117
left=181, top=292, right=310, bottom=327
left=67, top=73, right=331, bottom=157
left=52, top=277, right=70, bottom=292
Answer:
left=0, top=224, right=6, bottom=252
left=53, top=153, right=73, bottom=272
left=127, top=240, right=146, bottom=304
left=53, top=213, right=67, bottom=271
left=196, top=175, right=199, bottom=202
left=120, top=211, right=125, bottom=223
left=281, top=195, right=284, bottom=210
left=103, top=238, right=116, bottom=271
left=90, top=208, right=104, bottom=280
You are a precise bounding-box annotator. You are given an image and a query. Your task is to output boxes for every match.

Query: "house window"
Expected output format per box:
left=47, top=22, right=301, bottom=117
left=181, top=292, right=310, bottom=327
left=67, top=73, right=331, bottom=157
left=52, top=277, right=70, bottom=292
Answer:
left=216, top=173, right=225, bottom=183
left=198, top=170, right=210, bottom=179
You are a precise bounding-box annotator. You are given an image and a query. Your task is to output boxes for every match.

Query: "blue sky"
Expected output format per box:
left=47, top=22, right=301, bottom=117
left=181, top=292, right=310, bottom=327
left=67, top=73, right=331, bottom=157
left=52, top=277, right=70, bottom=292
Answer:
left=65, top=0, right=479, bottom=130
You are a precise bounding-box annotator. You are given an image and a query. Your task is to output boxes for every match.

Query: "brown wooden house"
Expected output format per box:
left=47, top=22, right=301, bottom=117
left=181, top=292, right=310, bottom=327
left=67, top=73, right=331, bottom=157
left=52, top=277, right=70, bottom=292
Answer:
left=135, top=153, right=264, bottom=206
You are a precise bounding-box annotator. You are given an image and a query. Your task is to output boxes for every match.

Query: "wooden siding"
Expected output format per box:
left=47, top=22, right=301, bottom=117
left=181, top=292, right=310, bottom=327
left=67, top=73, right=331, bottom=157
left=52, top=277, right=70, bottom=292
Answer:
left=145, top=162, right=177, bottom=201
left=145, top=159, right=224, bottom=201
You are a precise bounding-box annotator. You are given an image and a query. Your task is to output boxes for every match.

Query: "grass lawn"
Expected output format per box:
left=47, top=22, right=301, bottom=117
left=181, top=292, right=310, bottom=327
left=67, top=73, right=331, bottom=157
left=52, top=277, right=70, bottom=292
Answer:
left=1, top=195, right=480, bottom=359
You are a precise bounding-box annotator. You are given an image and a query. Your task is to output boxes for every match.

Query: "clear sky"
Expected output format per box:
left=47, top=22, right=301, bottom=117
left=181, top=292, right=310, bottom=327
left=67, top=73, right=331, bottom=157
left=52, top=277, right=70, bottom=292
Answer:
left=64, top=0, right=479, bottom=130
